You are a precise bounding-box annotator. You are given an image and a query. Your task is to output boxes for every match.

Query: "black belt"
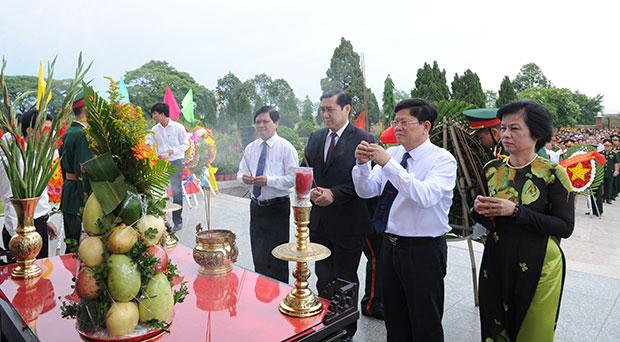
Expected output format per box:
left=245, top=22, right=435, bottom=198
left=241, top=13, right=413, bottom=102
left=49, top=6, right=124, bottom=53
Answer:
left=251, top=196, right=289, bottom=207
left=384, top=233, right=445, bottom=247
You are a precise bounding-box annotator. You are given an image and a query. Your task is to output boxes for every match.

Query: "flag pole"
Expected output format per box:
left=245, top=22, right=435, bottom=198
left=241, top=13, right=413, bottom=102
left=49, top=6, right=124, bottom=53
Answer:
left=361, top=53, right=369, bottom=142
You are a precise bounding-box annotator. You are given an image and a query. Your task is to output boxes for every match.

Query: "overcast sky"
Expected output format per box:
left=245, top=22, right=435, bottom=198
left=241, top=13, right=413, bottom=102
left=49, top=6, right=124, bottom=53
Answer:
left=2, top=0, right=619, bottom=113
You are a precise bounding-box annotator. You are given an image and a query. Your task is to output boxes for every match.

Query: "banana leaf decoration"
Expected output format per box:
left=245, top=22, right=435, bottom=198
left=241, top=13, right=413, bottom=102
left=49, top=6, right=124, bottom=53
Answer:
left=82, top=152, right=127, bottom=215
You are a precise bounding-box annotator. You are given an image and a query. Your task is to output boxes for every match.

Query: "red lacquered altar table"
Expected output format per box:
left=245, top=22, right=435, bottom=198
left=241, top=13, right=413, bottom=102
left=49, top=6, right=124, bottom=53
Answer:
left=0, top=245, right=330, bottom=341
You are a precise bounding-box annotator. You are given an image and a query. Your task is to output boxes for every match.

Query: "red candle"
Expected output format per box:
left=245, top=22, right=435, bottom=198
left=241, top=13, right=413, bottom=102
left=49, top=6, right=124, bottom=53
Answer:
left=295, top=170, right=313, bottom=197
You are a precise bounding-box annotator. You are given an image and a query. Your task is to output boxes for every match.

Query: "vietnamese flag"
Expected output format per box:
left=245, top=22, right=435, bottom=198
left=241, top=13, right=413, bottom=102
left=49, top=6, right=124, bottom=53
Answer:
left=354, top=111, right=366, bottom=130
left=163, top=85, right=182, bottom=120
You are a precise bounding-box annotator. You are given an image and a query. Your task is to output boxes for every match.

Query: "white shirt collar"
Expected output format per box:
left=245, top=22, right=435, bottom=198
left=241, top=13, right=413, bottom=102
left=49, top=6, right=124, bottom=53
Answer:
left=261, top=132, right=279, bottom=147
left=405, top=138, right=432, bottom=161
left=330, top=121, right=349, bottom=138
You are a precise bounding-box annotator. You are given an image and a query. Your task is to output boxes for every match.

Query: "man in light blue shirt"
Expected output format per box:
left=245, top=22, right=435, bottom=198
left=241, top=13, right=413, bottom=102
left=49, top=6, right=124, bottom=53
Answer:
left=352, top=98, right=457, bottom=342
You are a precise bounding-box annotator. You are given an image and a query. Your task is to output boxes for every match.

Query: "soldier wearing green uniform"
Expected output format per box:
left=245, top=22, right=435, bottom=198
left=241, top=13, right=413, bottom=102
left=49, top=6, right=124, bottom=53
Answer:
left=612, top=134, right=620, bottom=200
left=463, top=108, right=548, bottom=159
left=59, top=97, right=94, bottom=246
left=602, top=139, right=620, bottom=204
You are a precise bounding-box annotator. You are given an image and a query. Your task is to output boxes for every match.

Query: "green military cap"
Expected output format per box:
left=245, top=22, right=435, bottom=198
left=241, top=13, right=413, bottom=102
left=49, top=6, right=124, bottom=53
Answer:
left=603, top=139, right=613, bottom=146
left=463, top=108, right=500, bottom=130
left=611, top=134, right=620, bottom=141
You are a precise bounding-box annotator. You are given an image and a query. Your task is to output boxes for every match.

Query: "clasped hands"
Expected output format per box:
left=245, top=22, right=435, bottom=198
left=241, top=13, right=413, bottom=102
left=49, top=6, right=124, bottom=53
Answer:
left=355, top=141, right=391, bottom=166
left=473, top=195, right=517, bottom=217
left=242, top=174, right=267, bottom=187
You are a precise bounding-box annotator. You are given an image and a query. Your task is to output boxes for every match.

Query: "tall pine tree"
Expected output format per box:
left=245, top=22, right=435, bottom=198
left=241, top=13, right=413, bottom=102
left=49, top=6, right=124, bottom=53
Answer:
left=451, top=69, right=486, bottom=108
left=382, top=74, right=396, bottom=125
left=321, top=37, right=381, bottom=124
left=496, top=76, right=517, bottom=107
left=411, top=61, right=450, bottom=103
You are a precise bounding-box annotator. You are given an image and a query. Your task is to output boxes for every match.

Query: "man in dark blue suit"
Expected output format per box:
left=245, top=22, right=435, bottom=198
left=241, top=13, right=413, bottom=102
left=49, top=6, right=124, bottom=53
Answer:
left=303, top=89, right=374, bottom=341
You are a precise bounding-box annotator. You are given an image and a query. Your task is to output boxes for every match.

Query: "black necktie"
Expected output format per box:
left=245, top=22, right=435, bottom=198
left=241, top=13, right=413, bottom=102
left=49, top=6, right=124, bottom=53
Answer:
left=325, top=132, right=338, bottom=162
left=372, top=153, right=411, bottom=233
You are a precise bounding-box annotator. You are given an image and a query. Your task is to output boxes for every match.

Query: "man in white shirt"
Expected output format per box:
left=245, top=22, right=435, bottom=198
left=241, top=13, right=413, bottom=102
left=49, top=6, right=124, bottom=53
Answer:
left=1, top=110, right=58, bottom=260
left=352, top=99, right=457, bottom=342
left=148, top=103, right=189, bottom=231
left=237, top=106, right=298, bottom=283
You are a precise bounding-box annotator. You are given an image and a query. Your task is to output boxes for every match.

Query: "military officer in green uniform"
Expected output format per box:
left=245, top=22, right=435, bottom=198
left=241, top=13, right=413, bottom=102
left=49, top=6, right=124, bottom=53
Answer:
left=59, top=97, right=94, bottom=249
left=463, top=107, right=548, bottom=159
left=602, top=139, right=620, bottom=204
left=612, top=134, right=620, bottom=200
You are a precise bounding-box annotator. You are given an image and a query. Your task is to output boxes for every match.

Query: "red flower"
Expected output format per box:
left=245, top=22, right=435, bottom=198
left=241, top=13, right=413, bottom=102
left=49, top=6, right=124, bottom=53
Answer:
left=0, top=129, right=3, bottom=139
left=17, top=136, right=25, bottom=149
left=59, top=125, right=66, bottom=137
left=57, top=139, right=63, bottom=149
left=42, top=126, right=50, bottom=134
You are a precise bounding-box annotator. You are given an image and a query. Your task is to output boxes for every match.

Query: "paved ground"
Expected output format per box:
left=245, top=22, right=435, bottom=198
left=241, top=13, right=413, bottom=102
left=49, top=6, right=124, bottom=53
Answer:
left=4, top=183, right=620, bottom=341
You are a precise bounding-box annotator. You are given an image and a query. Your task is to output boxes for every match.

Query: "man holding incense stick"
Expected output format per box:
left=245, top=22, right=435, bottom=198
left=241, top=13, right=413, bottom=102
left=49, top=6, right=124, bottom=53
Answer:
left=237, top=106, right=298, bottom=283
left=303, top=89, right=374, bottom=341
left=353, top=99, right=456, bottom=341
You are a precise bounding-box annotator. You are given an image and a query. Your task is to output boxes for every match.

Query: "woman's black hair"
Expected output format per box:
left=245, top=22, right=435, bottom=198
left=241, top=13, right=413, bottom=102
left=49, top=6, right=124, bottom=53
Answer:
left=497, top=99, right=553, bottom=151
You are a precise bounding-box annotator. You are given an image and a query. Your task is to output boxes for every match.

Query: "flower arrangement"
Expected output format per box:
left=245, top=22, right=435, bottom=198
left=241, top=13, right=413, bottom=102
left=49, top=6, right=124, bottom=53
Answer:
left=184, top=125, right=217, bottom=177
left=60, top=79, right=188, bottom=339
left=0, top=55, right=89, bottom=200
left=47, top=157, right=63, bottom=204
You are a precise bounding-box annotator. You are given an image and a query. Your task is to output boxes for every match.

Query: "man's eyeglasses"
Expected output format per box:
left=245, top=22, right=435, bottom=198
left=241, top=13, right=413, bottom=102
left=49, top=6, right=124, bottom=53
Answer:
left=391, top=120, right=422, bottom=128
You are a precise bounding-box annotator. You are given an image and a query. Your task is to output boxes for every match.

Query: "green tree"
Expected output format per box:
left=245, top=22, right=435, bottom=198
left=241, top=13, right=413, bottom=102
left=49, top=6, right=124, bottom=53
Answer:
left=124, top=60, right=216, bottom=125
left=297, top=120, right=315, bottom=137
left=277, top=126, right=301, bottom=149
left=517, top=88, right=580, bottom=127
left=301, top=96, right=315, bottom=123
left=411, top=61, right=450, bottom=103
left=485, top=90, right=498, bottom=108
left=496, top=76, right=517, bottom=107
left=394, top=89, right=410, bottom=103
left=320, top=37, right=380, bottom=124
left=513, top=63, right=552, bottom=93
left=451, top=69, right=486, bottom=107
left=227, top=81, right=257, bottom=127
left=269, top=79, right=299, bottom=128
left=572, top=91, right=604, bottom=125
left=320, top=37, right=362, bottom=92
left=382, top=74, right=396, bottom=125
left=3, top=76, right=72, bottom=115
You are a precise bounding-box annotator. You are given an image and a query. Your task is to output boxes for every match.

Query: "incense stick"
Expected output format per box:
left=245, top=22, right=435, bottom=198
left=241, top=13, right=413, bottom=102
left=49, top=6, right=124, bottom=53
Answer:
left=301, top=153, right=318, bottom=188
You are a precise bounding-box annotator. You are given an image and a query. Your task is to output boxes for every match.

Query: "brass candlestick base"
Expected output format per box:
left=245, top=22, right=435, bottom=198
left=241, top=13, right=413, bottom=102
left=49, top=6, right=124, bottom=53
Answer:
left=272, top=206, right=330, bottom=318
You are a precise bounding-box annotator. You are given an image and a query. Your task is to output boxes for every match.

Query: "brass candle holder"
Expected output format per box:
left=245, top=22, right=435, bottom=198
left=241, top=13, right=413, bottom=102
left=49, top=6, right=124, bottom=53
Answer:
left=162, top=203, right=182, bottom=251
left=272, top=205, right=330, bottom=317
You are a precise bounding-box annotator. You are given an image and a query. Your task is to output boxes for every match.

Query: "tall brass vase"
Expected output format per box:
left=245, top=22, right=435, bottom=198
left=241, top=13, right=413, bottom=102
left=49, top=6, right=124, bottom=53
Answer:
left=8, top=197, right=42, bottom=279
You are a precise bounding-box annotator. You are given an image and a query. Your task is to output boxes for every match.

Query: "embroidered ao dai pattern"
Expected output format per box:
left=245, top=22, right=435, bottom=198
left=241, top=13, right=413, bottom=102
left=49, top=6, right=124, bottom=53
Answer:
left=473, top=156, right=575, bottom=342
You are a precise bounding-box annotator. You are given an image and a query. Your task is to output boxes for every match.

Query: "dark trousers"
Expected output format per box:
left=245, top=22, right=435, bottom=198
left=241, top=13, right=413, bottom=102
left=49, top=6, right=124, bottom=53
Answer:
left=604, top=177, right=614, bottom=201
left=250, top=197, right=290, bottom=283
left=382, top=234, right=447, bottom=342
left=311, top=227, right=365, bottom=338
left=591, top=185, right=603, bottom=215
left=169, top=159, right=184, bottom=226
left=362, top=231, right=384, bottom=316
left=3, top=215, right=50, bottom=261
left=63, top=213, right=82, bottom=241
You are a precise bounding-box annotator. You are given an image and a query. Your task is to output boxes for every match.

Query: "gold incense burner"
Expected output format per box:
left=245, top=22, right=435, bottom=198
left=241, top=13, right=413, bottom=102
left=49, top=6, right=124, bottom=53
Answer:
left=193, top=225, right=239, bottom=276
left=272, top=205, right=330, bottom=317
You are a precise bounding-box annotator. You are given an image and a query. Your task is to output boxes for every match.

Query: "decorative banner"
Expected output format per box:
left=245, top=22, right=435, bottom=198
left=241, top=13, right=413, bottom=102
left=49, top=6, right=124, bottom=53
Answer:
left=163, top=85, right=182, bottom=120
left=118, top=76, right=130, bottom=104
left=380, top=126, right=397, bottom=144
left=181, top=89, right=195, bottom=122
left=36, top=60, right=51, bottom=110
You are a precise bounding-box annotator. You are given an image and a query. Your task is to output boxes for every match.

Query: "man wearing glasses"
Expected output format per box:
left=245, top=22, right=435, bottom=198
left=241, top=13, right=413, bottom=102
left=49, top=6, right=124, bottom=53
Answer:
left=353, top=99, right=457, bottom=342
left=237, top=106, right=298, bottom=283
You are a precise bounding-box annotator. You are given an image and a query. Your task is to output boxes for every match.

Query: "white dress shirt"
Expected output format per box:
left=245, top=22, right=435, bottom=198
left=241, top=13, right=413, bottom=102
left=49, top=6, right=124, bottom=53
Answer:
left=237, top=133, right=299, bottom=200
left=352, top=139, right=457, bottom=237
left=0, top=134, right=51, bottom=236
left=323, top=122, right=349, bottom=162
left=147, top=120, right=190, bottom=162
